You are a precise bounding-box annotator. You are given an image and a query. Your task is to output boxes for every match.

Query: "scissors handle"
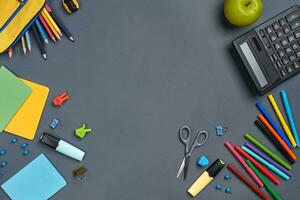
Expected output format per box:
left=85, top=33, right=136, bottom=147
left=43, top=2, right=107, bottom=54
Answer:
left=189, top=130, right=208, bottom=154
left=179, top=125, right=191, bottom=154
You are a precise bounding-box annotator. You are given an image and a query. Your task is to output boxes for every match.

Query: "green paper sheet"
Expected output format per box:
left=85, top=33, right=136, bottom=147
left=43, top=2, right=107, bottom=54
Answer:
left=0, top=66, right=31, bottom=131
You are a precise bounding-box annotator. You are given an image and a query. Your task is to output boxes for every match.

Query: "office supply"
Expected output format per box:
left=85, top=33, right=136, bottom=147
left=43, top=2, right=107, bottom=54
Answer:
left=32, top=24, right=47, bottom=60
left=0, top=66, right=32, bottom=132
left=21, top=36, right=26, bottom=55
left=62, top=0, right=80, bottom=14
left=245, top=143, right=293, bottom=177
left=224, top=175, right=231, bottom=180
left=256, top=117, right=296, bottom=163
left=35, top=18, right=48, bottom=44
left=176, top=125, right=208, bottom=179
left=50, top=118, right=60, bottom=129
left=42, top=8, right=62, bottom=36
left=225, top=187, right=232, bottom=194
left=1, top=154, right=66, bottom=200
left=241, top=145, right=290, bottom=180
left=256, top=102, right=293, bottom=149
left=187, top=159, right=225, bottom=197
left=0, top=149, right=7, bottom=156
left=53, top=91, right=70, bottom=106
left=40, top=132, right=85, bottom=161
left=75, top=124, right=92, bottom=139
left=197, top=155, right=209, bottom=168
left=22, top=149, right=30, bottom=155
left=73, top=166, right=87, bottom=180
left=224, top=141, right=263, bottom=187
left=38, top=14, right=56, bottom=42
left=215, top=184, right=222, bottom=191
left=45, top=3, right=75, bottom=42
left=267, top=94, right=296, bottom=147
left=0, top=161, right=8, bottom=168
left=244, top=133, right=292, bottom=170
left=40, top=10, right=61, bottom=40
left=4, top=79, right=49, bottom=140
left=20, top=143, right=28, bottom=149
left=235, top=145, right=280, bottom=185
left=227, top=164, right=270, bottom=200
left=281, top=90, right=300, bottom=147
left=8, top=48, right=13, bottom=59
left=11, top=138, right=18, bottom=144
left=246, top=160, right=282, bottom=200
left=25, top=31, right=31, bottom=52
left=216, top=125, right=228, bottom=136
left=233, top=6, right=300, bottom=95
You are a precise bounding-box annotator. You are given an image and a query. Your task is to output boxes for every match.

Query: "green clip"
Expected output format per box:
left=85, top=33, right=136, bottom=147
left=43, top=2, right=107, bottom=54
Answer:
left=75, top=124, right=92, bottom=139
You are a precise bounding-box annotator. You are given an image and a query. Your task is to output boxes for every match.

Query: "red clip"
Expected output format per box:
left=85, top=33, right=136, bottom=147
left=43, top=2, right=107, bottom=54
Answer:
left=52, top=91, right=70, bottom=106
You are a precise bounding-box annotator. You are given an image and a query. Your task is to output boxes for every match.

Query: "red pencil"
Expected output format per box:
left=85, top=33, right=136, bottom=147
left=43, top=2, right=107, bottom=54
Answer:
left=227, top=164, right=270, bottom=200
left=38, top=15, right=56, bottom=42
left=235, top=146, right=280, bottom=185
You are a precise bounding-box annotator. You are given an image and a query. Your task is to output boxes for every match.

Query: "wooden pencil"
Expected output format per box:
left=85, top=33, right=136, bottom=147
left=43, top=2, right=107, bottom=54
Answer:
left=42, top=8, right=62, bottom=36
left=21, top=36, right=27, bottom=55
left=32, top=24, right=47, bottom=60
left=38, top=15, right=56, bottom=42
left=8, top=48, right=13, bottom=59
left=41, top=11, right=61, bottom=40
left=25, top=31, right=31, bottom=52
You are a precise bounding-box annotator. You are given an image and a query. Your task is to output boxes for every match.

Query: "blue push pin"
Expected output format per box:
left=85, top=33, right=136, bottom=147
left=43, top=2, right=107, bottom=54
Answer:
left=225, top=187, right=232, bottom=194
left=0, top=161, right=8, bottom=168
left=0, top=149, right=6, bottom=156
left=224, top=174, right=231, bottom=180
left=197, top=156, right=209, bottom=168
left=216, top=184, right=222, bottom=191
left=22, top=149, right=30, bottom=156
left=11, top=138, right=18, bottom=144
left=20, top=143, right=28, bottom=149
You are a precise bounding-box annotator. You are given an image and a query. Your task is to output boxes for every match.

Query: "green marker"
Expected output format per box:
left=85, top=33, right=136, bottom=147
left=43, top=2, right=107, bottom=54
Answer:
left=244, top=133, right=292, bottom=171
left=246, top=160, right=282, bottom=200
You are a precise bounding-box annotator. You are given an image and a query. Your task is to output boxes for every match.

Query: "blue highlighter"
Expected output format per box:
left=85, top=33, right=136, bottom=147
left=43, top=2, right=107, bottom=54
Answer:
left=280, top=90, right=300, bottom=148
left=256, top=102, right=293, bottom=149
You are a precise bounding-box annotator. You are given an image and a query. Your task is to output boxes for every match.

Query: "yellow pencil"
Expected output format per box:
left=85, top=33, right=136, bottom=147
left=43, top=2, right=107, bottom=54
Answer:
left=40, top=11, right=61, bottom=40
left=267, top=94, right=297, bottom=147
left=42, top=8, right=62, bottom=36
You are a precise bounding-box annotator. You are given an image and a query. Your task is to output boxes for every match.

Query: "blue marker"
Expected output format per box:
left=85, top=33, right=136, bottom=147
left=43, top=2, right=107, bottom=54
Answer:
left=281, top=90, right=300, bottom=148
left=35, top=19, right=48, bottom=44
left=241, top=146, right=289, bottom=180
left=256, top=102, right=293, bottom=149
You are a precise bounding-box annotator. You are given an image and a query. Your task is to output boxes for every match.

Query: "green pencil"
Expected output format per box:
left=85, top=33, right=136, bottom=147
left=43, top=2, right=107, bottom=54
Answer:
left=246, top=160, right=282, bottom=200
left=244, top=133, right=292, bottom=170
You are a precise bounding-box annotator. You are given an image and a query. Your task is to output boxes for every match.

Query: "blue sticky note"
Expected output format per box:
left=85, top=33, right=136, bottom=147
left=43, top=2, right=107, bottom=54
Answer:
left=1, top=154, right=67, bottom=200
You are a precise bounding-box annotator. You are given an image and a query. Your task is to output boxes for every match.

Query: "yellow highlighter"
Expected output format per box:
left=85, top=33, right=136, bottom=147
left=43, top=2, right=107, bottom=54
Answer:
left=42, top=8, right=62, bottom=36
left=267, top=94, right=297, bottom=147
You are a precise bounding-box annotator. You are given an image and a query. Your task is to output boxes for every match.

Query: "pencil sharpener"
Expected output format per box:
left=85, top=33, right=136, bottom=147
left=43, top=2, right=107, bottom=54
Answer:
left=62, top=0, right=79, bottom=14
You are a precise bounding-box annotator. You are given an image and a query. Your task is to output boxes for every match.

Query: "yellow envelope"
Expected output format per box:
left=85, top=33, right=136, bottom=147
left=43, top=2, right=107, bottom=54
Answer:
left=4, top=79, right=49, bottom=140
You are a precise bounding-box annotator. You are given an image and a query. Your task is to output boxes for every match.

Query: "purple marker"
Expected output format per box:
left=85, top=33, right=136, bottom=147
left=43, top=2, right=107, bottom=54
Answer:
left=245, top=143, right=293, bottom=177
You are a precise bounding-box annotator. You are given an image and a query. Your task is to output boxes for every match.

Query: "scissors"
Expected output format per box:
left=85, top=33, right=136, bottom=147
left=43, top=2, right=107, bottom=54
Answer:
left=176, top=125, right=208, bottom=179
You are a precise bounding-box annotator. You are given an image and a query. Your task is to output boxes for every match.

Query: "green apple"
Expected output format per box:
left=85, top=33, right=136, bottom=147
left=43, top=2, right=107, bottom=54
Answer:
left=224, top=0, right=263, bottom=27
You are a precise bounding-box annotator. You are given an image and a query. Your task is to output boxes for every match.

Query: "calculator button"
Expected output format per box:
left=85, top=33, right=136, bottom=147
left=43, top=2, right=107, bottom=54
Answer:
left=279, top=18, right=288, bottom=26
left=292, top=62, right=300, bottom=69
left=288, top=34, right=296, bottom=42
left=280, top=69, right=287, bottom=76
left=266, top=26, right=273, bottom=34
left=278, top=49, right=286, bottom=57
left=276, top=61, right=283, bottom=69
left=281, top=38, right=289, bottom=46
left=285, top=46, right=293, bottom=54
left=292, top=42, right=299, bottom=50
left=272, top=54, right=279, bottom=61
left=282, top=57, right=289, bottom=65
left=286, top=66, right=293, bottom=73
left=283, top=26, right=291, bottom=34
left=296, top=51, right=300, bottom=58
left=265, top=42, right=271, bottom=49
left=274, top=42, right=281, bottom=50
left=269, top=33, right=277, bottom=41
left=286, top=11, right=300, bottom=22
left=259, top=30, right=266, bottom=38
left=289, top=54, right=297, bottom=62
left=290, top=19, right=300, bottom=30
left=276, top=30, right=284, bottom=38
left=295, top=30, right=300, bottom=38
left=272, top=22, right=280, bottom=30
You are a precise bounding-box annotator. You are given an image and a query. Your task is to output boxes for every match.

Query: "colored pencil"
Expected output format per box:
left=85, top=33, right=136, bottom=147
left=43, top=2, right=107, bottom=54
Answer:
left=244, top=133, right=292, bottom=170
left=256, top=102, right=293, bottom=149
left=224, top=141, right=263, bottom=187
left=25, top=31, right=31, bottom=52
left=45, top=3, right=74, bottom=42
left=21, top=36, right=26, bottom=55
left=227, top=164, right=270, bottom=200
left=38, top=15, right=56, bottom=42
left=256, top=117, right=296, bottom=163
left=235, top=145, right=280, bottom=185
left=246, top=160, right=282, bottom=200
left=32, top=24, right=47, bottom=60
left=241, top=145, right=289, bottom=180
left=41, top=11, right=61, bottom=40
left=8, top=48, right=13, bottom=59
left=280, top=90, right=300, bottom=147
left=245, top=143, right=293, bottom=177
left=42, top=8, right=62, bottom=36
left=35, top=19, right=49, bottom=44
left=267, top=94, right=296, bottom=147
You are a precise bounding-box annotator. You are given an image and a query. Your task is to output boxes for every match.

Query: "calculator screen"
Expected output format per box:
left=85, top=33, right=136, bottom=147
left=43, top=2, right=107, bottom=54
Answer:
left=240, top=42, right=268, bottom=88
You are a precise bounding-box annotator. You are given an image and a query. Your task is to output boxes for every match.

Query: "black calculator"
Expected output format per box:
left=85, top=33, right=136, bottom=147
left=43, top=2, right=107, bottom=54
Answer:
left=233, top=6, right=300, bottom=95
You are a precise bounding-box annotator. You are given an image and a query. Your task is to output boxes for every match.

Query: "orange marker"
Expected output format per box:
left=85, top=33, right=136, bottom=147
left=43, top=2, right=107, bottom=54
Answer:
left=258, top=114, right=296, bottom=161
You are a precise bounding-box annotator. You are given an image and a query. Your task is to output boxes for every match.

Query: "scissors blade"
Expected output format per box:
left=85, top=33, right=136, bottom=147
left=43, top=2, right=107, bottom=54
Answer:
left=176, top=157, right=185, bottom=179
left=183, top=156, right=190, bottom=180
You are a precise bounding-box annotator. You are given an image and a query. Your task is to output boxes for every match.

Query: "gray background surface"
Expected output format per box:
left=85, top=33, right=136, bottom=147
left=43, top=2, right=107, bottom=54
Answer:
left=0, top=0, right=300, bottom=199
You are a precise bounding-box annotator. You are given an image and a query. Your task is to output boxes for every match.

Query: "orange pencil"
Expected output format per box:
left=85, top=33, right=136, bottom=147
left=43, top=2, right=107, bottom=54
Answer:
left=40, top=11, right=61, bottom=40
left=258, top=114, right=296, bottom=161
left=42, top=8, right=62, bottom=36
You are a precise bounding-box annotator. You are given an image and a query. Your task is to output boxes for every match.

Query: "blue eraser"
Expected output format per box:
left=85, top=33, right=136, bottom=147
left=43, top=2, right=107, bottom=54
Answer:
left=197, top=155, right=209, bottom=167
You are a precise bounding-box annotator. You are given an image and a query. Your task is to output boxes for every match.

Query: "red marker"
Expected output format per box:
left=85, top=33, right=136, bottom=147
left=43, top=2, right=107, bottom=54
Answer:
left=52, top=91, right=70, bottom=106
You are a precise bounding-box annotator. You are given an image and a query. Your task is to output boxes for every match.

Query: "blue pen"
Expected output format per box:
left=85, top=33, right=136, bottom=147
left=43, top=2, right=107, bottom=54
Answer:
left=25, top=31, right=31, bottom=52
left=256, top=102, right=293, bottom=149
left=35, top=19, right=48, bottom=44
left=281, top=90, right=300, bottom=148
left=241, top=146, right=290, bottom=180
